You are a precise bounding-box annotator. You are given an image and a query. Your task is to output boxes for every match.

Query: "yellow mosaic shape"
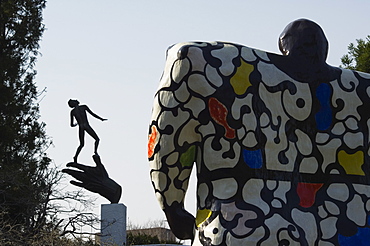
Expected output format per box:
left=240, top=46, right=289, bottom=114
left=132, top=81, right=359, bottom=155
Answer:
left=338, top=150, right=365, bottom=176
left=195, top=209, right=212, bottom=227
left=230, top=59, right=254, bottom=95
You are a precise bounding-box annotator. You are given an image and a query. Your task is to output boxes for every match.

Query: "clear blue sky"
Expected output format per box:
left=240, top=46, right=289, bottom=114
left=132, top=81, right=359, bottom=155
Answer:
left=36, top=0, right=370, bottom=230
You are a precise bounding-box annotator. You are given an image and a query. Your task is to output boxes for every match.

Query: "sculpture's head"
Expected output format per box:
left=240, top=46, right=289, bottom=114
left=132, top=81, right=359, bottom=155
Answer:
left=279, top=19, right=328, bottom=63
left=68, top=99, right=79, bottom=108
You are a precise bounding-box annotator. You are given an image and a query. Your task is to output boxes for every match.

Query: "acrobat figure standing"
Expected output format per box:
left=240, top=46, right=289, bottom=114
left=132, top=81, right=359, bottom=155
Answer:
left=68, top=99, right=107, bottom=163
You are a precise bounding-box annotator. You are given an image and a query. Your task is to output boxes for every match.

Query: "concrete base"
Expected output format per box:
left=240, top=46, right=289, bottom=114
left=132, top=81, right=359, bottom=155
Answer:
left=101, top=203, right=127, bottom=246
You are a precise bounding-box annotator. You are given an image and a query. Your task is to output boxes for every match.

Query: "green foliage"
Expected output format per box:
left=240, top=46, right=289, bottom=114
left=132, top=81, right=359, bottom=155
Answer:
left=0, top=0, right=59, bottom=243
left=127, top=232, right=182, bottom=245
left=127, top=232, right=161, bottom=245
left=0, top=0, right=102, bottom=244
left=0, top=220, right=99, bottom=245
left=340, top=35, right=370, bottom=73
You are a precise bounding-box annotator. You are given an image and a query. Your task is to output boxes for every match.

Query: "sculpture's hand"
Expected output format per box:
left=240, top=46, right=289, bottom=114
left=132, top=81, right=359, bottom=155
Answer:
left=164, top=201, right=195, bottom=240
left=64, top=156, right=107, bottom=192
left=62, top=155, right=121, bottom=203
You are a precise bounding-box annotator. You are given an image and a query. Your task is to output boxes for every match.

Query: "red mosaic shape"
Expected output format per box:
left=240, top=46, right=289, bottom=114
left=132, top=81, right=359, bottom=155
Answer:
left=297, top=182, right=323, bottom=208
left=208, top=97, right=235, bottom=139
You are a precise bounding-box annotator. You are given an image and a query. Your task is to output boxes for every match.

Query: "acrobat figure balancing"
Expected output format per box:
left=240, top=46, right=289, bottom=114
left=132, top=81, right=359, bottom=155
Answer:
left=68, top=99, right=107, bottom=163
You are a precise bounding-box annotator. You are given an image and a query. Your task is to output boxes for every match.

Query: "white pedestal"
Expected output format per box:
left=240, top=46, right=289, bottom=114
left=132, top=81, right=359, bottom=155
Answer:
left=101, top=203, right=127, bottom=246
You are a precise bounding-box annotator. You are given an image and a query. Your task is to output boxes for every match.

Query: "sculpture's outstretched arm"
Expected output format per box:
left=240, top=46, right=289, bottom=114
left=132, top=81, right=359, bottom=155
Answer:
left=85, top=106, right=107, bottom=121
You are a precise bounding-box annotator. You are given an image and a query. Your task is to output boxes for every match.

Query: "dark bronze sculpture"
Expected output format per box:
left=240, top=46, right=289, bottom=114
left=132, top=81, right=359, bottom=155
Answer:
left=65, top=100, right=121, bottom=204
left=68, top=99, right=107, bottom=163
left=63, top=155, right=122, bottom=204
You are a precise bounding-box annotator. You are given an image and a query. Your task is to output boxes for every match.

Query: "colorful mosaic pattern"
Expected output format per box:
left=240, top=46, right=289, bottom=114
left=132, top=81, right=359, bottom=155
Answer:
left=149, top=40, right=370, bottom=245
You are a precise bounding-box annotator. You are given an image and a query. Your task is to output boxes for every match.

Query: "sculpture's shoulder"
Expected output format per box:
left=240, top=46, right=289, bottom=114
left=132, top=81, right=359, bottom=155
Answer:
left=159, top=41, right=272, bottom=93
left=339, top=66, right=370, bottom=82
left=166, top=41, right=269, bottom=63
left=76, top=105, right=89, bottom=112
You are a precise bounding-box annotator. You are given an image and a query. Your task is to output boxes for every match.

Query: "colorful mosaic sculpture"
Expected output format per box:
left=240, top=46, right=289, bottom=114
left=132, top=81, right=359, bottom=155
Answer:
left=148, top=19, right=370, bottom=245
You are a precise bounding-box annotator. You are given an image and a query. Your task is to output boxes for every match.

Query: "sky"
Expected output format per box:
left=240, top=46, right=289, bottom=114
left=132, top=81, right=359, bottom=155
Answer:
left=35, top=0, right=370, bottom=233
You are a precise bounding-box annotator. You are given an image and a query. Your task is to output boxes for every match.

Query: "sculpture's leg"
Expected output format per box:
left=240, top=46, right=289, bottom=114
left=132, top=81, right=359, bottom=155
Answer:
left=94, top=138, right=100, bottom=155
left=74, top=127, right=85, bottom=162
left=85, top=126, right=100, bottom=155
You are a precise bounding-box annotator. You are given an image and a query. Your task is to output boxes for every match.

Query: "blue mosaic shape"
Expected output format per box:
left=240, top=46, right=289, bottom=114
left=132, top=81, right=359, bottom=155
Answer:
left=315, top=83, right=332, bottom=131
left=243, top=149, right=263, bottom=169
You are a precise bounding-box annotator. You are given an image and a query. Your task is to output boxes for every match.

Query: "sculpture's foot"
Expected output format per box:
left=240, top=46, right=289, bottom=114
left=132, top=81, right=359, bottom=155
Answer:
left=73, top=156, right=77, bottom=163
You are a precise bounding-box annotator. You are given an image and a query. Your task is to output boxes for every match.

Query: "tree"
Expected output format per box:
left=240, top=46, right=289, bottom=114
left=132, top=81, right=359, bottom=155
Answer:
left=0, top=1, right=112, bottom=244
left=127, top=219, right=182, bottom=245
left=340, top=35, right=370, bottom=73
left=0, top=0, right=52, bottom=238
left=0, top=1, right=103, bottom=244
left=126, top=232, right=182, bottom=245
left=0, top=1, right=80, bottom=244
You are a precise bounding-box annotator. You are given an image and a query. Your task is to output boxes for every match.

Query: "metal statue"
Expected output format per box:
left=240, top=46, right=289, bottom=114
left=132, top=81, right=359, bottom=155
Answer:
left=68, top=99, right=107, bottom=163
left=65, top=100, right=121, bottom=204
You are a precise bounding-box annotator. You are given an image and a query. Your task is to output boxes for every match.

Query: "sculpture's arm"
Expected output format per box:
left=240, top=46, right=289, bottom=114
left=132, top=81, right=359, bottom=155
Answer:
left=85, top=106, right=107, bottom=121
left=148, top=90, right=199, bottom=239
left=149, top=50, right=201, bottom=239
left=70, top=111, right=77, bottom=127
